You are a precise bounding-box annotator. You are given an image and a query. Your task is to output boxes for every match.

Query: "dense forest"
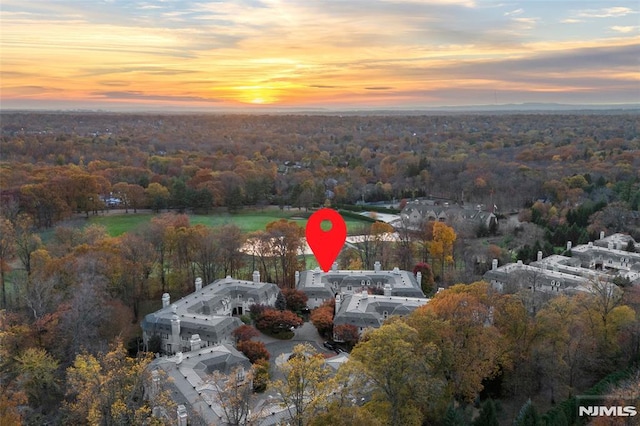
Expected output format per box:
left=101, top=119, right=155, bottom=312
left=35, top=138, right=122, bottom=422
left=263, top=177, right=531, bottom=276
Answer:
left=1, top=112, right=639, bottom=223
left=0, top=111, right=639, bottom=425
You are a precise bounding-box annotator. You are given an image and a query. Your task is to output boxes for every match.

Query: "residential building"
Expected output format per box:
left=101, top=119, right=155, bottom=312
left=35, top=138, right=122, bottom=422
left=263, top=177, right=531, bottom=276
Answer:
left=333, top=289, right=429, bottom=338
left=296, top=261, right=425, bottom=309
left=400, top=200, right=497, bottom=232
left=148, top=344, right=254, bottom=425
left=141, top=272, right=280, bottom=355
left=484, top=233, right=640, bottom=296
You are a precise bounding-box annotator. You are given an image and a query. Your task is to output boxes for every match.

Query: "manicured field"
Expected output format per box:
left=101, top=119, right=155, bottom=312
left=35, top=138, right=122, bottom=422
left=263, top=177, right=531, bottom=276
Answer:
left=87, top=209, right=371, bottom=236
left=88, top=214, right=154, bottom=236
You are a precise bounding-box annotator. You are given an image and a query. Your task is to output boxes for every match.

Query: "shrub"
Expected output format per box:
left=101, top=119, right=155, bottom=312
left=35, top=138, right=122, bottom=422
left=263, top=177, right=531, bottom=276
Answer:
left=255, top=308, right=303, bottom=334
left=237, top=340, right=270, bottom=364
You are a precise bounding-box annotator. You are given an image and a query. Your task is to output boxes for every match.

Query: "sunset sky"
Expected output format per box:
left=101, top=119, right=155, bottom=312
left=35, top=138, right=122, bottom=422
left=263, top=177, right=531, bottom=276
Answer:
left=1, top=0, right=638, bottom=111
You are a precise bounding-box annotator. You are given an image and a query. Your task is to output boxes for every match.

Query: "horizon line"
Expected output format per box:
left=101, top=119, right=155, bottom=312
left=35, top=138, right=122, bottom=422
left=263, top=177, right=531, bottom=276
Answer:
left=3, top=102, right=640, bottom=115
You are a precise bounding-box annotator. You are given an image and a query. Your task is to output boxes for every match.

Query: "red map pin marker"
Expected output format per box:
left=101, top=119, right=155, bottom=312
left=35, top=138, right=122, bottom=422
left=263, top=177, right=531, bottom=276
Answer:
left=306, top=208, right=347, bottom=272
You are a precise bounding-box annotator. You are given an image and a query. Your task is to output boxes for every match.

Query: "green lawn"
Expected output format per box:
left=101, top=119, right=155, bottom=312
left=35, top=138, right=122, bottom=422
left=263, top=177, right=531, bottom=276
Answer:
left=88, top=214, right=154, bottom=236
left=87, top=209, right=371, bottom=236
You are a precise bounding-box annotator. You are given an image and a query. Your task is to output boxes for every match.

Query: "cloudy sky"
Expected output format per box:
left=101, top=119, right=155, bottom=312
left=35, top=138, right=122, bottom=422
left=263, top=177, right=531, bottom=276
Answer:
left=1, top=0, right=638, bottom=110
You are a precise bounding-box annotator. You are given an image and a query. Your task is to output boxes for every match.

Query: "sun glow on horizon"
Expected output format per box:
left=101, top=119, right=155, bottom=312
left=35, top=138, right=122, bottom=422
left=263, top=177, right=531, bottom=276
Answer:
left=1, top=0, right=638, bottom=109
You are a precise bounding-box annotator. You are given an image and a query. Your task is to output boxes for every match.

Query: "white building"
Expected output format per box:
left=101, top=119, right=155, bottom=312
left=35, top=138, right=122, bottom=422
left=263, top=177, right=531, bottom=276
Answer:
left=484, top=233, right=640, bottom=296
left=333, top=289, right=429, bottom=338
left=141, top=272, right=280, bottom=355
left=296, top=261, right=425, bottom=309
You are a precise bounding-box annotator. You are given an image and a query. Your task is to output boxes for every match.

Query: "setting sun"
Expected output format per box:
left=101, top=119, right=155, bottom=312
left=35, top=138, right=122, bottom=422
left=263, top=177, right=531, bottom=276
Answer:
left=0, top=1, right=637, bottom=110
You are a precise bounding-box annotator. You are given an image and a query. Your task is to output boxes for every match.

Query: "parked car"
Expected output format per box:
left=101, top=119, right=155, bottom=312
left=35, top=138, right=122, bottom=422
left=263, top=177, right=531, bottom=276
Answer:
left=323, top=341, right=336, bottom=350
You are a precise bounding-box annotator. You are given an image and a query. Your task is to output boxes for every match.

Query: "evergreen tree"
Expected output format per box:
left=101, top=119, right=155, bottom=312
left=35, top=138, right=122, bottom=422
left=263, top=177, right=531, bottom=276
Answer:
left=442, top=402, right=468, bottom=426
left=473, top=399, right=499, bottom=426
left=275, top=291, right=287, bottom=311
left=626, top=240, right=636, bottom=253
left=514, top=400, right=540, bottom=426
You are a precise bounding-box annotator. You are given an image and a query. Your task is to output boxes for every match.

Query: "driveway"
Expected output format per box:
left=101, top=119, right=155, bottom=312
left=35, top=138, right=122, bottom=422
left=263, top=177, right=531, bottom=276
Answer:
left=255, top=321, right=335, bottom=373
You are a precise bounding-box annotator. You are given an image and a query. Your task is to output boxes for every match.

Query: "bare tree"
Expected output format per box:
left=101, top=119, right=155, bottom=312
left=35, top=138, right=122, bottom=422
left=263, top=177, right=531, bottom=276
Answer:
left=509, top=268, right=549, bottom=315
left=207, top=366, right=259, bottom=426
left=393, top=217, right=416, bottom=271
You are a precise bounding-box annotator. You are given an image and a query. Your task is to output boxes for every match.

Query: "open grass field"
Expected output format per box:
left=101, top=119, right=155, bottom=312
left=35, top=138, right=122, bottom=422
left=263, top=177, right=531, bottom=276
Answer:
left=86, top=209, right=372, bottom=236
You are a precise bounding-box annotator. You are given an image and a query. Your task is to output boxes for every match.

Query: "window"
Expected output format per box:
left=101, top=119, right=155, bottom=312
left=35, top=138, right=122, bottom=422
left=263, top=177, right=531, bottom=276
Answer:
left=383, top=311, right=389, bottom=320
left=347, top=285, right=352, bottom=291
left=237, top=368, right=245, bottom=382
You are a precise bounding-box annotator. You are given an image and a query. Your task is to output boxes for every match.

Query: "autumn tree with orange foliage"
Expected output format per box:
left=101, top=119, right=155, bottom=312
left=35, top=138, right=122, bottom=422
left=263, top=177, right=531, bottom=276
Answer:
left=232, top=324, right=260, bottom=343
left=282, top=287, right=309, bottom=313
left=265, top=219, right=305, bottom=288
left=407, top=282, right=503, bottom=402
left=310, top=299, right=335, bottom=338
left=428, top=222, right=457, bottom=280
left=236, top=340, right=270, bottom=363
left=255, top=308, right=303, bottom=334
left=333, top=324, right=360, bottom=349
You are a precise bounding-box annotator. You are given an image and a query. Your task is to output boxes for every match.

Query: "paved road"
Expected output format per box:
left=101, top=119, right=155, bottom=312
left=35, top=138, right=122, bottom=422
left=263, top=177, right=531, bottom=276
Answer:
left=255, top=321, right=334, bottom=373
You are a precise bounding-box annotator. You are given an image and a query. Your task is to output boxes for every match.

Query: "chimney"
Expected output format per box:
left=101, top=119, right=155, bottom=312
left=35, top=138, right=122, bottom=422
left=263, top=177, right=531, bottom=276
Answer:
left=252, top=270, right=260, bottom=284
left=151, top=370, right=160, bottom=399
left=177, top=405, right=188, bottom=426
left=195, top=277, right=202, bottom=292
left=383, top=283, right=392, bottom=296
left=162, top=293, right=170, bottom=308
left=537, top=251, right=543, bottom=261
left=492, top=259, right=498, bottom=271
left=331, top=262, right=338, bottom=272
left=416, top=271, right=422, bottom=285
left=225, top=275, right=232, bottom=284
left=600, top=231, right=605, bottom=240
left=567, top=241, right=572, bottom=251
left=335, top=294, right=342, bottom=312
left=295, top=271, right=300, bottom=286
left=171, top=309, right=180, bottom=353
left=374, top=261, right=381, bottom=272
left=517, top=260, right=523, bottom=265
left=189, top=334, right=202, bottom=352
left=392, top=267, right=400, bottom=275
